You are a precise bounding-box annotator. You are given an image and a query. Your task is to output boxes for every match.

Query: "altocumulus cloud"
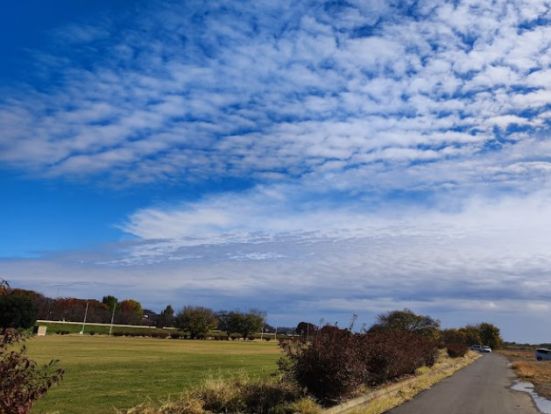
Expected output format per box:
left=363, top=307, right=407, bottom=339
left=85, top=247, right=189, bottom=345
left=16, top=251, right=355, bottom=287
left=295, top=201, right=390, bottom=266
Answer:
left=2, top=0, right=551, bottom=342
left=2, top=0, right=551, bottom=187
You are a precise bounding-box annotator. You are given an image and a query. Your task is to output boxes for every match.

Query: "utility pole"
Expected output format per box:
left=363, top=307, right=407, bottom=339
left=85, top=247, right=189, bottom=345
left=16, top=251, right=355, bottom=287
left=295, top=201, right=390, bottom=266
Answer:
left=109, top=302, right=117, bottom=336
left=80, top=301, right=89, bottom=335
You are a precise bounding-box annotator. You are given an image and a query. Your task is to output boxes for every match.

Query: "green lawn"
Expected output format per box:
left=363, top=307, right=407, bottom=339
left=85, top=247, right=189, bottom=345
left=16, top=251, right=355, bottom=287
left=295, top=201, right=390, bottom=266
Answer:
left=27, top=335, right=281, bottom=414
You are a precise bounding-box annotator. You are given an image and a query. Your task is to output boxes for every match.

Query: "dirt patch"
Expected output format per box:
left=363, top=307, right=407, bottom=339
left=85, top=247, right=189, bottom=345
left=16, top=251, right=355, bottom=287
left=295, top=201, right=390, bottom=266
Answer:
left=500, top=349, right=551, bottom=399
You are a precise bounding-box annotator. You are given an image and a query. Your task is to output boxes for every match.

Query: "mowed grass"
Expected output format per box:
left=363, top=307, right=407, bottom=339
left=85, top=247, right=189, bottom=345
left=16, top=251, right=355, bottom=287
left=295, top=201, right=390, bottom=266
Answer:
left=26, top=335, right=281, bottom=414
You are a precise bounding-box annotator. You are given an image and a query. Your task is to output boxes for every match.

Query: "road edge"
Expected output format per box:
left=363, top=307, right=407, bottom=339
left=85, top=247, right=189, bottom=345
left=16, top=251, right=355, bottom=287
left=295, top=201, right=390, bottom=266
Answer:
left=324, top=351, right=481, bottom=414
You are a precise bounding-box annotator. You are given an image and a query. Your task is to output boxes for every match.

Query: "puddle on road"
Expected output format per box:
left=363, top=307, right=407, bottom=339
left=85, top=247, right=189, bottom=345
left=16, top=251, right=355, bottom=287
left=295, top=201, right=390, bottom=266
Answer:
left=511, top=381, right=551, bottom=414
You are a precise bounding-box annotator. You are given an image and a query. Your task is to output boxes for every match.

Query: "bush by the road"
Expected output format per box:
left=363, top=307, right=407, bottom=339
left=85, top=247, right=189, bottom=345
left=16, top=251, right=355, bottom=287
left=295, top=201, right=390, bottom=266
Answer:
left=280, top=325, right=439, bottom=403
left=446, top=343, right=468, bottom=358
left=281, top=326, right=366, bottom=403
left=361, top=330, right=437, bottom=386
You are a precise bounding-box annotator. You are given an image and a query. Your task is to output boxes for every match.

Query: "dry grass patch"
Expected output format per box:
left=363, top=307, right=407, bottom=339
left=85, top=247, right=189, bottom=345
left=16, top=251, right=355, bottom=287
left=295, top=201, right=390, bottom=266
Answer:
left=122, top=373, right=322, bottom=414
left=511, top=361, right=536, bottom=378
left=501, top=349, right=551, bottom=399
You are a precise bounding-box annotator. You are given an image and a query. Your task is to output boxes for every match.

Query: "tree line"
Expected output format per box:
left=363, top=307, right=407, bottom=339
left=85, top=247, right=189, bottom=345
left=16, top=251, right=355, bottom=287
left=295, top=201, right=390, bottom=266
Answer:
left=0, top=282, right=268, bottom=339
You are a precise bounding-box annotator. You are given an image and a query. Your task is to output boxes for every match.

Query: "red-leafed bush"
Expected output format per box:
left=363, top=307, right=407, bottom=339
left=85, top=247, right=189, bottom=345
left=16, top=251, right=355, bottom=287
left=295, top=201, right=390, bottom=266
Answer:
left=360, top=330, right=438, bottom=386
left=446, top=343, right=468, bottom=358
left=280, top=325, right=439, bottom=403
left=1, top=329, right=64, bottom=414
left=280, top=326, right=367, bottom=403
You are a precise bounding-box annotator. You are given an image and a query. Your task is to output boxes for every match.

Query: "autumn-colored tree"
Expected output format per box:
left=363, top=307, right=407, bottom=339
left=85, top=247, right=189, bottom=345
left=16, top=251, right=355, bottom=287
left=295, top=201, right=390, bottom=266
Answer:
left=117, top=299, right=143, bottom=325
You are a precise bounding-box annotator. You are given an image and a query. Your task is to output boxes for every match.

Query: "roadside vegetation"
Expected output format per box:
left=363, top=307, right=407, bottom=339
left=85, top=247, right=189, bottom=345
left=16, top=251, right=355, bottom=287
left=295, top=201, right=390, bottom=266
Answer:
left=121, top=310, right=497, bottom=414
left=500, top=347, right=551, bottom=399
left=2, top=281, right=504, bottom=413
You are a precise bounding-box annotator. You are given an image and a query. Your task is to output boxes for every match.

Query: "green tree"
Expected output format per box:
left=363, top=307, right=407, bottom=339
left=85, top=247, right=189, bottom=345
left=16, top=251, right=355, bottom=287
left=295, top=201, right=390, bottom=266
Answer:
left=176, top=306, right=217, bottom=339
left=0, top=295, right=37, bottom=329
left=156, top=305, right=175, bottom=328
left=478, top=322, right=502, bottom=349
left=370, top=309, right=440, bottom=338
left=240, top=310, right=266, bottom=339
left=102, top=295, right=118, bottom=313
left=296, top=321, right=318, bottom=338
left=217, top=310, right=265, bottom=339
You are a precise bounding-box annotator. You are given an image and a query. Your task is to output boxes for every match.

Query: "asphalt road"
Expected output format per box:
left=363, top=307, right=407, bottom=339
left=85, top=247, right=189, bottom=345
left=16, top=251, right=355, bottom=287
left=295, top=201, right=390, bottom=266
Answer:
left=388, top=353, right=539, bottom=414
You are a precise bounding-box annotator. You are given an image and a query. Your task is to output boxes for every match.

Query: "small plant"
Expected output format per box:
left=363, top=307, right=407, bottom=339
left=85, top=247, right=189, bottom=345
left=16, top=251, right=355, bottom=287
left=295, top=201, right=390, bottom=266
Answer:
left=0, top=329, right=64, bottom=414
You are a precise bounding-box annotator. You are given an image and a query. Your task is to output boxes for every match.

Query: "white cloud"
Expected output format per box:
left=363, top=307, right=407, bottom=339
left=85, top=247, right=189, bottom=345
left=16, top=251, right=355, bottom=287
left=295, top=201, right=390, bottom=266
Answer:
left=3, top=0, right=551, bottom=342
left=4, top=186, right=551, bottom=341
left=1, top=0, right=551, bottom=190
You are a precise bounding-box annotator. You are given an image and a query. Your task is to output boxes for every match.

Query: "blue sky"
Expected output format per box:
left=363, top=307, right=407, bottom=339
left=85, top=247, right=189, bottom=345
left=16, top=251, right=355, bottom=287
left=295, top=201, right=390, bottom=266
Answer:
left=1, top=0, right=551, bottom=342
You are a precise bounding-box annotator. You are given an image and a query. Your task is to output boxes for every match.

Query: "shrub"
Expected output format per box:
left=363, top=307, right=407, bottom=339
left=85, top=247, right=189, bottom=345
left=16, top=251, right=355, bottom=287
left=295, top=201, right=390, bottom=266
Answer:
left=281, top=326, right=367, bottom=403
left=1, top=329, right=64, bottom=414
left=281, top=325, right=439, bottom=402
left=446, top=343, right=468, bottom=358
left=361, top=330, right=438, bottom=385
left=0, top=295, right=37, bottom=329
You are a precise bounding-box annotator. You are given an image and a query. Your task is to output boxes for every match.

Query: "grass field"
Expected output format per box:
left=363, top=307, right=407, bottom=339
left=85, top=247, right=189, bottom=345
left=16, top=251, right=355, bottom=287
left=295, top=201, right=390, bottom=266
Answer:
left=500, top=349, right=551, bottom=399
left=26, top=335, right=281, bottom=414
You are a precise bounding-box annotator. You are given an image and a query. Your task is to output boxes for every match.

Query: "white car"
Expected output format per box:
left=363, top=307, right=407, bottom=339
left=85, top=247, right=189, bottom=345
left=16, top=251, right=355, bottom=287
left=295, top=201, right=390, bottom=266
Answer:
left=535, top=348, right=551, bottom=361
left=480, top=346, right=492, bottom=353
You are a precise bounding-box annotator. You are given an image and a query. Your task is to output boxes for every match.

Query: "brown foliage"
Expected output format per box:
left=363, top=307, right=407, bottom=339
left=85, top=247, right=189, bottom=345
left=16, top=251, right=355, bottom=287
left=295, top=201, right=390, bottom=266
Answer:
left=446, top=343, right=468, bottom=358
left=280, top=326, right=438, bottom=404
left=0, top=329, right=64, bottom=414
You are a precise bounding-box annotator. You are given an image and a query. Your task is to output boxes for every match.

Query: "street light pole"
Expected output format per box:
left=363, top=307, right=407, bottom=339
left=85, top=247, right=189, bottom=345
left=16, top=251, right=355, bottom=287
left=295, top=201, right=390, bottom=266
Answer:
left=109, top=302, right=117, bottom=336
left=80, top=302, right=89, bottom=334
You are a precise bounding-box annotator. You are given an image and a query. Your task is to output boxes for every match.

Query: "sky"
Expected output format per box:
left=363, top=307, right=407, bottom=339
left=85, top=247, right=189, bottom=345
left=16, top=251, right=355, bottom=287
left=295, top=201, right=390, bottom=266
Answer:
left=1, top=0, right=551, bottom=343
